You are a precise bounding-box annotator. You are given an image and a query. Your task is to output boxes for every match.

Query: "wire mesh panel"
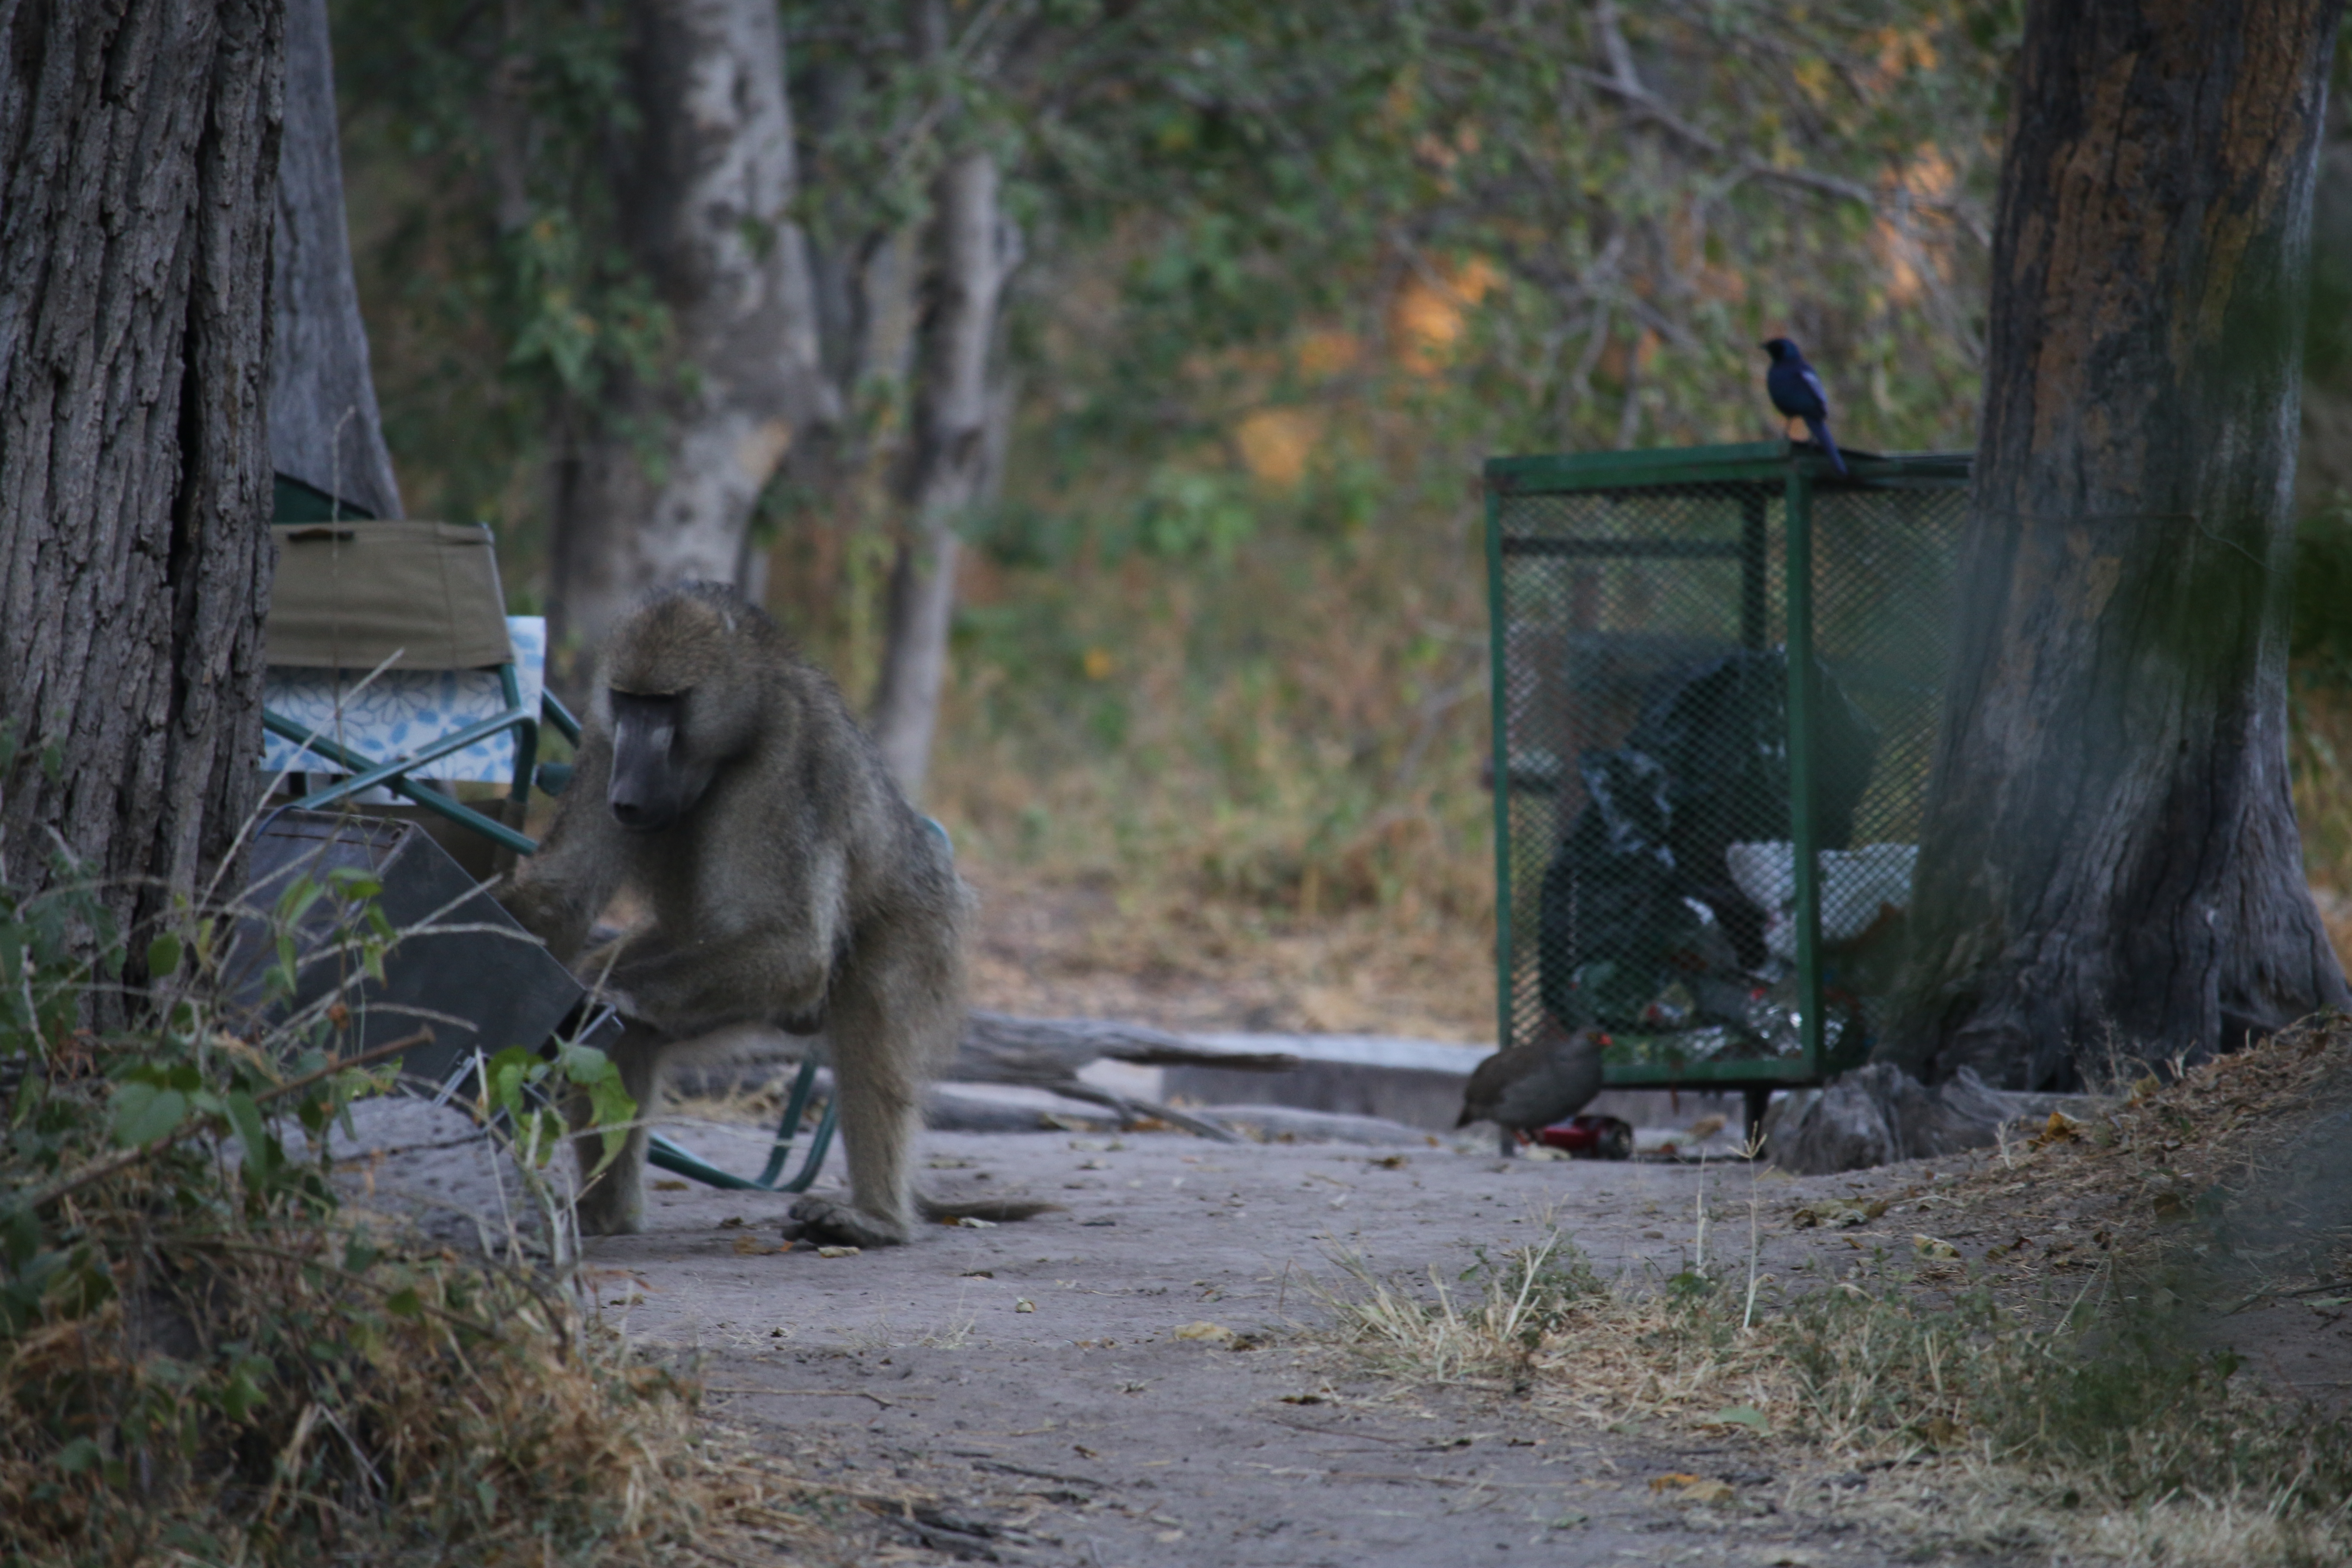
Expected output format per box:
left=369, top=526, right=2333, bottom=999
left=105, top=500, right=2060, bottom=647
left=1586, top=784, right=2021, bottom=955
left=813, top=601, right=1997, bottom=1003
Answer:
left=1485, top=444, right=1969, bottom=1088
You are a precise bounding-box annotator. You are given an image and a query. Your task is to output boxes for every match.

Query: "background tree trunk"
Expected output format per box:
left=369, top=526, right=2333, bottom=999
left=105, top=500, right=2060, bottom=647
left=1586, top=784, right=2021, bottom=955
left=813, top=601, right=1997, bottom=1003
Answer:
left=269, top=0, right=399, bottom=521
left=1889, top=0, right=2350, bottom=1090
left=546, top=0, right=832, bottom=656
left=0, top=1, right=282, bottom=956
left=868, top=147, right=1020, bottom=801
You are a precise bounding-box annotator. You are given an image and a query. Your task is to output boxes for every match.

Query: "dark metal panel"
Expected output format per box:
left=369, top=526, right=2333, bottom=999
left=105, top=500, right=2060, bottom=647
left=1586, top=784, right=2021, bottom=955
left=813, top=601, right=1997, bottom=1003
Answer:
left=232, top=809, right=586, bottom=1088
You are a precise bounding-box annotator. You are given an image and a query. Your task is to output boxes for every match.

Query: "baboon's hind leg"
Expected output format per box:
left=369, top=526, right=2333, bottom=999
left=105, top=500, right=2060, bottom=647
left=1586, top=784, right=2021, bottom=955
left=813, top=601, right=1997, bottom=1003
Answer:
left=569, top=1020, right=665, bottom=1237
left=788, top=919, right=959, bottom=1247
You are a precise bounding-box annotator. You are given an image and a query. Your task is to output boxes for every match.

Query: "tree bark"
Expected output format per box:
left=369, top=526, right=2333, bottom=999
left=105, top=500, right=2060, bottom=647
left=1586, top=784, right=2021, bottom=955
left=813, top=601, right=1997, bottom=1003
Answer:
left=546, top=0, right=832, bottom=655
left=0, top=1, right=282, bottom=957
left=869, top=148, right=1020, bottom=800
left=1890, top=0, right=2350, bottom=1091
left=268, top=0, right=399, bottom=521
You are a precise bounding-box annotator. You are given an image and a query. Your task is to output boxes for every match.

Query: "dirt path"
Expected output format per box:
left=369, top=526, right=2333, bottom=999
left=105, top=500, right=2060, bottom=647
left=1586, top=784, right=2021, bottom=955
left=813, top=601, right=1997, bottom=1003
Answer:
left=581, top=1118, right=1916, bottom=1566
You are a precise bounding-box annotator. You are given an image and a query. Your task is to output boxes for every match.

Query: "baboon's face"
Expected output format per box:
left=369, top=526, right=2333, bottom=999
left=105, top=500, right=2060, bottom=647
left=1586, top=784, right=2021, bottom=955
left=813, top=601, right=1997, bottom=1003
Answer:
left=606, top=689, right=707, bottom=833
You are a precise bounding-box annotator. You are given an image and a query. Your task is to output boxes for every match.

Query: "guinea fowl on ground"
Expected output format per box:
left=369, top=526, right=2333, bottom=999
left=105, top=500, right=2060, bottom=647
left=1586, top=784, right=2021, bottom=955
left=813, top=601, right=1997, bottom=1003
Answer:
left=1456, top=1025, right=1607, bottom=1156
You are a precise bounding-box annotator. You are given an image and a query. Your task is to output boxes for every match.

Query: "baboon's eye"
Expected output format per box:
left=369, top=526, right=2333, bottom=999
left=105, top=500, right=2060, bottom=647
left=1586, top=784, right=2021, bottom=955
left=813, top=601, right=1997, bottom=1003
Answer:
left=611, top=689, right=684, bottom=744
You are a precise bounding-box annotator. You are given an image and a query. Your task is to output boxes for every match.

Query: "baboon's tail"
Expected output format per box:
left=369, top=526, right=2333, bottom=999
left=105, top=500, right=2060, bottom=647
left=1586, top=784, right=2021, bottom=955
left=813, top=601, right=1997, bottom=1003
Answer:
left=919, top=1195, right=1065, bottom=1225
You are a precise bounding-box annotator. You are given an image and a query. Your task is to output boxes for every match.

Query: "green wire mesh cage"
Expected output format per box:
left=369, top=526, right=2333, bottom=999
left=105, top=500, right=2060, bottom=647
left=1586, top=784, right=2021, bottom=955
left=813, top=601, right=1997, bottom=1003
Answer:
left=1484, top=441, right=1971, bottom=1099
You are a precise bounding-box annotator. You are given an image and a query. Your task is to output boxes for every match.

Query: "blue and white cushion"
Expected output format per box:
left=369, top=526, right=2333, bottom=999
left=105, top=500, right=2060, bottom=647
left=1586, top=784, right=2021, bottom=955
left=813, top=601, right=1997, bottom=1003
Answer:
left=261, top=617, right=547, bottom=785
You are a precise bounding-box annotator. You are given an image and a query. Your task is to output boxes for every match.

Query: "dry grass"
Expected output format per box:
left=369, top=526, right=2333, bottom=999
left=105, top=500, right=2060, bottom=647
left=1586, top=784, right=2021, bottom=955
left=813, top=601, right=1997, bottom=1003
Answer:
left=765, top=514, right=2352, bottom=1050
left=0, top=1221, right=729, bottom=1565
left=1319, top=1227, right=2352, bottom=1565
left=961, top=867, right=1493, bottom=1039
left=1315, top=1024, right=2352, bottom=1565
left=766, top=484, right=1501, bottom=1040
left=1936, top=1017, right=2352, bottom=1306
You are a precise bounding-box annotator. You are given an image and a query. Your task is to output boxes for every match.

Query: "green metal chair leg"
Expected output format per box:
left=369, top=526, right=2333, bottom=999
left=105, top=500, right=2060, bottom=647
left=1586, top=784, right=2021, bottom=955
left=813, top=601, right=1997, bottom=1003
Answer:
left=645, top=1056, right=838, bottom=1194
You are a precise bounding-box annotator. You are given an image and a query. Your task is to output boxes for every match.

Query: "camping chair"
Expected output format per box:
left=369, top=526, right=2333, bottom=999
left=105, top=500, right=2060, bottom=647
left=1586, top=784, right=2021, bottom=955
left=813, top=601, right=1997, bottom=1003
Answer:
left=258, top=518, right=837, bottom=1194
left=260, top=521, right=567, bottom=858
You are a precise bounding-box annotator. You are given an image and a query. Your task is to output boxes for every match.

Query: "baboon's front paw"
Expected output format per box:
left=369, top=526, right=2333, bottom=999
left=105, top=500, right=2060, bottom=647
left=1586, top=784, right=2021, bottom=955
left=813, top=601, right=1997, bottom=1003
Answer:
left=788, top=1196, right=909, bottom=1249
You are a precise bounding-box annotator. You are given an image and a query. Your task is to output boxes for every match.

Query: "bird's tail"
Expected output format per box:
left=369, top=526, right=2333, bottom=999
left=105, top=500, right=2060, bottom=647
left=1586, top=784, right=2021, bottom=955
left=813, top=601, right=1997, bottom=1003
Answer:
left=1803, top=415, right=1847, bottom=477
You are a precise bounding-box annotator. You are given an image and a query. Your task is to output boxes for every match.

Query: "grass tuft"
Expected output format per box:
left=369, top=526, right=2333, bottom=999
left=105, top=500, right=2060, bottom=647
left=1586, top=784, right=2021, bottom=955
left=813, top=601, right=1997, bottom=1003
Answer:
left=1318, top=1219, right=2352, bottom=1565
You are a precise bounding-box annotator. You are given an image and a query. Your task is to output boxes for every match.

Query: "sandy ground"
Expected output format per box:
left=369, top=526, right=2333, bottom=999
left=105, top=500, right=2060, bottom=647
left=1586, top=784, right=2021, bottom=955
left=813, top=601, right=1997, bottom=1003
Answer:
left=322, top=1075, right=2352, bottom=1566
left=546, top=1114, right=1949, bottom=1568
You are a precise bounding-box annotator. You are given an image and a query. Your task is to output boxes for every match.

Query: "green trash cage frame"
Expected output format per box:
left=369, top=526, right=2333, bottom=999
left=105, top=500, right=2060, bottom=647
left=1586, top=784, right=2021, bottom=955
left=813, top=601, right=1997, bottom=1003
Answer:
left=1484, top=439, right=1971, bottom=1112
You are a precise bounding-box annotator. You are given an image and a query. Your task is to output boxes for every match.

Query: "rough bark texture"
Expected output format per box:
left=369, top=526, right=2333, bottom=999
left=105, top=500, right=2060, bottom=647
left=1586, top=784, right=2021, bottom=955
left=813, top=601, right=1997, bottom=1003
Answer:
left=1890, top=0, right=2350, bottom=1091
left=268, top=0, right=398, bottom=520
left=548, top=0, right=832, bottom=655
left=0, top=1, right=282, bottom=952
left=869, top=148, right=1020, bottom=800
left=1765, top=1064, right=2092, bottom=1176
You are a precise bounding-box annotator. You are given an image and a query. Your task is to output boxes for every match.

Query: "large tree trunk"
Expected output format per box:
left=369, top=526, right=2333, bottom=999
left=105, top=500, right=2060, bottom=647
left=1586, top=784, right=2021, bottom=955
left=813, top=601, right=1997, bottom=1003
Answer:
left=1889, top=0, right=2349, bottom=1091
left=546, top=0, right=832, bottom=656
left=268, top=0, right=398, bottom=521
left=868, top=148, right=1019, bottom=800
left=0, top=1, right=282, bottom=960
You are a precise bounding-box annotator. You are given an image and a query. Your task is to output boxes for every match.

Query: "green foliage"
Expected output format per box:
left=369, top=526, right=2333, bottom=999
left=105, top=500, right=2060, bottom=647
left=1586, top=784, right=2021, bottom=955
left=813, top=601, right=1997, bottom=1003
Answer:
left=773, top=6, right=2007, bottom=944
left=0, top=846, right=117, bottom=1052
left=2293, top=499, right=2352, bottom=680
left=0, top=859, right=660, bottom=1564
left=1008, top=0, right=2001, bottom=466
left=332, top=0, right=667, bottom=533
left=1128, top=467, right=1258, bottom=564
left=479, top=1038, right=634, bottom=1177
left=348, top=0, right=2006, bottom=582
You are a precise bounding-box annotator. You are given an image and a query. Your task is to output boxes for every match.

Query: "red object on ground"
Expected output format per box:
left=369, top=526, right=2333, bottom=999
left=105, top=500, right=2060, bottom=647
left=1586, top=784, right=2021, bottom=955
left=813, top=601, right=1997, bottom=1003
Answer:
left=1537, top=1114, right=1635, bottom=1160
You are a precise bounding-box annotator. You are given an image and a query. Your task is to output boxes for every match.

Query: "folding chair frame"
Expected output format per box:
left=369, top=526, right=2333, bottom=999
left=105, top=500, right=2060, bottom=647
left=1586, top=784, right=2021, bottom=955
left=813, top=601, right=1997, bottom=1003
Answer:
left=645, top=1057, right=839, bottom=1194
left=263, top=665, right=570, bottom=856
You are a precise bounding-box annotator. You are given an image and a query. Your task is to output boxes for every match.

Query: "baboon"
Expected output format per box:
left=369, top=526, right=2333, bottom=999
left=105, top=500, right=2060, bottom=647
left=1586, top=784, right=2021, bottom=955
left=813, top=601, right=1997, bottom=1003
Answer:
left=503, top=582, right=975, bottom=1245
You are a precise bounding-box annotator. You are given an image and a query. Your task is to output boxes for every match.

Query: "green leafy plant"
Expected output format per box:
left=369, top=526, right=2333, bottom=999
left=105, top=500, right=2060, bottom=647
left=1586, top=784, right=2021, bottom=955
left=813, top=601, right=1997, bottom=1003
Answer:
left=0, top=845, right=692, bottom=1567
left=479, top=1038, right=634, bottom=1179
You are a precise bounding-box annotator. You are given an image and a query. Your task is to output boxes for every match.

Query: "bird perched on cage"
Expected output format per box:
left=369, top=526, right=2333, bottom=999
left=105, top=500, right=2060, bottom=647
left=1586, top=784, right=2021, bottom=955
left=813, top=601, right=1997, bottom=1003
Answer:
left=1761, top=337, right=1847, bottom=476
left=1456, top=1023, right=1607, bottom=1157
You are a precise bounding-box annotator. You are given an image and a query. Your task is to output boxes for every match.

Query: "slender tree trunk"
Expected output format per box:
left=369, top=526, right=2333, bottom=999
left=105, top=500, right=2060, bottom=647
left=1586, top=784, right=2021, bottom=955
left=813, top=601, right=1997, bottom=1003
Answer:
left=869, top=148, right=1020, bottom=800
left=1889, top=0, right=2349, bottom=1091
left=546, top=0, right=832, bottom=655
left=0, top=0, right=282, bottom=959
left=269, top=0, right=399, bottom=521
left=793, top=54, right=921, bottom=488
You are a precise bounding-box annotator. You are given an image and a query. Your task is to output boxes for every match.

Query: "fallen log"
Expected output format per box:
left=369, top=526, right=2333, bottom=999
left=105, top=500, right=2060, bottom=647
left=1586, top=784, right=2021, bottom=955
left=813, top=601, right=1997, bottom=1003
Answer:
left=665, top=1012, right=1302, bottom=1099
left=955, top=1011, right=1300, bottom=1081
left=662, top=1014, right=1282, bottom=1140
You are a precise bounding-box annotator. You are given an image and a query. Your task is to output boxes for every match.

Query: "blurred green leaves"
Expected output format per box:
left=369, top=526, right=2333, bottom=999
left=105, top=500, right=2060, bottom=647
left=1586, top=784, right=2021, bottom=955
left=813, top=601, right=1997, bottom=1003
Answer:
left=333, top=0, right=661, bottom=529
left=477, top=1037, right=635, bottom=1177
left=343, top=0, right=2010, bottom=586
left=107, top=1080, right=191, bottom=1149
left=1133, top=469, right=1256, bottom=564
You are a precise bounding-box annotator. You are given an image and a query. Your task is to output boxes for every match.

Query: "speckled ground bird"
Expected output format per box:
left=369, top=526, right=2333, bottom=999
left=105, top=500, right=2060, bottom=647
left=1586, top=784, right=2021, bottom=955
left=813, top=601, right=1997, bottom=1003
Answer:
left=1456, top=1025, right=1607, bottom=1157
